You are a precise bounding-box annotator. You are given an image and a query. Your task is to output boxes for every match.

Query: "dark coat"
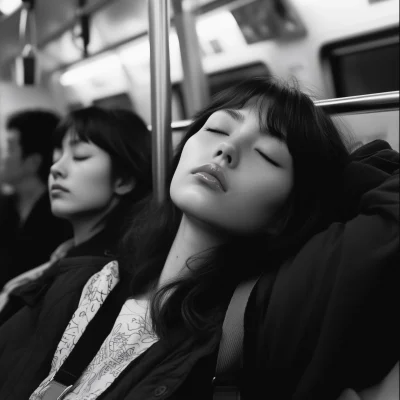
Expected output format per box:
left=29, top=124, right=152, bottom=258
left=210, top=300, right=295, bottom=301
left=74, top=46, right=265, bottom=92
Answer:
left=0, top=228, right=119, bottom=326
left=0, top=191, right=72, bottom=289
left=0, top=140, right=398, bottom=400
left=242, top=140, right=399, bottom=400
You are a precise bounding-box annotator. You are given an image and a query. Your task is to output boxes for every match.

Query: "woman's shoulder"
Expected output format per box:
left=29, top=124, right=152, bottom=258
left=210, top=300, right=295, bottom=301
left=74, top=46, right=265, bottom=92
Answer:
left=10, top=256, right=116, bottom=313
left=45, top=256, right=118, bottom=299
left=243, top=141, right=399, bottom=398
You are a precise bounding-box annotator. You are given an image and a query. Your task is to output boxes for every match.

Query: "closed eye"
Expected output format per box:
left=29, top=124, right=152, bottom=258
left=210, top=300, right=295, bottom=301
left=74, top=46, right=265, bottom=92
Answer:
left=256, top=150, right=280, bottom=167
left=205, top=127, right=229, bottom=136
left=73, top=156, right=90, bottom=161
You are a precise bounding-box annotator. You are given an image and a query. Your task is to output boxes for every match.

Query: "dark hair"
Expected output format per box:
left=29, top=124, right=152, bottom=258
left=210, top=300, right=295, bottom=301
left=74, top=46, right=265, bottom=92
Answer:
left=53, top=106, right=152, bottom=243
left=121, top=77, right=350, bottom=341
left=6, top=109, right=61, bottom=183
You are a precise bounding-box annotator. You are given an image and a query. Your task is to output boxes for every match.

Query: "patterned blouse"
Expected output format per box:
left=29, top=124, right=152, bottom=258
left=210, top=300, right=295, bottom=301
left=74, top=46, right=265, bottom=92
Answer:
left=30, top=261, right=158, bottom=400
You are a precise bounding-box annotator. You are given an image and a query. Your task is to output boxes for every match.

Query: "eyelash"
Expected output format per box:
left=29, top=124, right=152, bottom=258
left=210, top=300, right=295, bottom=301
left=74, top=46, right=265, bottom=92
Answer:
left=52, top=155, right=88, bottom=163
left=206, top=127, right=280, bottom=167
left=73, top=156, right=89, bottom=161
left=205, top=127, right=229, bottom=136
left=256, top=150, right=280, bottom=167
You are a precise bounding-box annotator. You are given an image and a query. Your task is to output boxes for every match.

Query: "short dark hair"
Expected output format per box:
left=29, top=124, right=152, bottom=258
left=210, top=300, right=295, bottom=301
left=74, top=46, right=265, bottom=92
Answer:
left=6, top=109, right=61, bottom=183
left=52, top=106, right=152, bottom=204
left=52, top=106, right=153, bottom=242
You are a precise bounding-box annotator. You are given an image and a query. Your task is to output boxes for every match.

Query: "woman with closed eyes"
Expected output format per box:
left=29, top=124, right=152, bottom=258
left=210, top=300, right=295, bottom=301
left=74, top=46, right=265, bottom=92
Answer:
left=0, top=77, right=397, bottom=400
left=0, top=106, right=152, bottom=325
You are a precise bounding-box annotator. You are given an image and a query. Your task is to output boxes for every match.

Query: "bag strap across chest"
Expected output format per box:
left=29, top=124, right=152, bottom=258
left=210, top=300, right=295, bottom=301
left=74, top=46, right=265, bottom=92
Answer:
left=213, top=277, right=260, bottom=400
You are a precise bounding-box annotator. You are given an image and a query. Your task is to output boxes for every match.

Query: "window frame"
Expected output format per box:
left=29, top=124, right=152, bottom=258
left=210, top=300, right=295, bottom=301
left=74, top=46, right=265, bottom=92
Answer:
left=321, top=27, right=399, bottom=98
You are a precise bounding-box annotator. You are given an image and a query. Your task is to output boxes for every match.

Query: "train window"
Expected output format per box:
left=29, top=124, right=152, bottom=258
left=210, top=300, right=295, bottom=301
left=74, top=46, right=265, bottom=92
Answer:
left=323, top=29, right=399, bottom=97
left=92, top=93, right=134, bottom=111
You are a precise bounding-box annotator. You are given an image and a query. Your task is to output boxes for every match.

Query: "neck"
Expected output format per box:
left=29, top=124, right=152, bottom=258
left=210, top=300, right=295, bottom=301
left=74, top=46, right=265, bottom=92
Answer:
left=15, top=176, right=46, bottom=223
left=70, top=198, right=119, bottom=246
left=157, top=214, right=229, bottom=289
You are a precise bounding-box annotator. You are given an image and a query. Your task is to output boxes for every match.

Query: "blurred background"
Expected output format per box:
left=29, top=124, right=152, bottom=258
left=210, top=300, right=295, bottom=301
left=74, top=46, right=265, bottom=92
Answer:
left=0, top=0, right=399, bottom=160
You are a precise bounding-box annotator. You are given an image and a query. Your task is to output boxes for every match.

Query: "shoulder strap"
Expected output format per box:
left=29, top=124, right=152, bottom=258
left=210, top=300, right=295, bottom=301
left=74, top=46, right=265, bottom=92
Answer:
left=54, top=275, right=130, bottom=386
left=39, top=266, right=131, bottom=400
left=213, top=277, right=260, bottom=400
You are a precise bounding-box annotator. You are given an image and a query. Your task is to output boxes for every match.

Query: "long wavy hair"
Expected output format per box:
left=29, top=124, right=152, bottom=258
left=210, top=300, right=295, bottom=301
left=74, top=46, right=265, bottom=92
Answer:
left=52, top=106, right=152, bottom=249
left=120, top=77, right=350, bottom=341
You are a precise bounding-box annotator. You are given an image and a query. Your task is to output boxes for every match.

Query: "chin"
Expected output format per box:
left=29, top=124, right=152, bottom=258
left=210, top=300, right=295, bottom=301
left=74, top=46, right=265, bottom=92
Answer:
left=172, top=189, right=209, bottom=214
left=50, top=206, right=71, bottom=220
left=174, top=196, right=221, bottom=226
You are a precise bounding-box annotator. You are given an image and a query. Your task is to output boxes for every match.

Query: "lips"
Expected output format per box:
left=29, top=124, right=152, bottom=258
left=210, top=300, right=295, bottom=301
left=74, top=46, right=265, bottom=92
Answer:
left=191, top=163, right=227, bottom=192
left=50, top=183, right=69, bottom=192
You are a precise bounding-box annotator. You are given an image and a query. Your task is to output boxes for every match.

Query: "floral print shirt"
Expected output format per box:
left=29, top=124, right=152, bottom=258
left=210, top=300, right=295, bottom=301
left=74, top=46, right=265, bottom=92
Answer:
left=31, top=261, right=158, bottom=400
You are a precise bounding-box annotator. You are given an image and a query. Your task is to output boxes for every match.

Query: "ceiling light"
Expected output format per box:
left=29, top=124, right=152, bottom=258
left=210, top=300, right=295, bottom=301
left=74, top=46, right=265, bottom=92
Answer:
left=0, top=0, right=22, bottom=16
left=60, top=54, right=121, bottom=86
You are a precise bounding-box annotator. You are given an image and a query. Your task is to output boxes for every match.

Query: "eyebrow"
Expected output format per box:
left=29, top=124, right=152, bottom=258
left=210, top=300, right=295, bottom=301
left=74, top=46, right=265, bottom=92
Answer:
left=222, top=108, right=286, bottom=143
left=222, top=109, right=245, bottom=122
left=67, top=138, right=85, bottom=147
left=266, top=128, right=286, bottom=143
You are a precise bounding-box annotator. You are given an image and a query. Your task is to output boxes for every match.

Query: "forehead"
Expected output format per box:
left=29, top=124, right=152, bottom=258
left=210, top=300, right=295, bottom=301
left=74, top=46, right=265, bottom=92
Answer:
left=210, top=106, right=286, bottom=143
left=60, top=129, right=89, bottom=148
left=209, top=107, right=258, bottom=125
left=208, top=108, right=262, bottom=136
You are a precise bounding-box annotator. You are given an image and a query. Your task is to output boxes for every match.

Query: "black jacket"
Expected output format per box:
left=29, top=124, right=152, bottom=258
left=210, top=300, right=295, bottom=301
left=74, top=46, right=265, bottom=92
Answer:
left=0, top=228, right=120, bottom=326
left=242, top=140, right=399, bottom=399
left=0, top=140, right=398, bottom=400
left=0, top=191, right=72, bottom=289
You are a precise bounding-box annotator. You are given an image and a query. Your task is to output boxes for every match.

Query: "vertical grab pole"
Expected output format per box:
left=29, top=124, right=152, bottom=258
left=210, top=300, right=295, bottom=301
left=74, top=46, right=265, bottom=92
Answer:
left=148, top=0, right=172, bottom=205
left=172, top=0, right=210, bottom=117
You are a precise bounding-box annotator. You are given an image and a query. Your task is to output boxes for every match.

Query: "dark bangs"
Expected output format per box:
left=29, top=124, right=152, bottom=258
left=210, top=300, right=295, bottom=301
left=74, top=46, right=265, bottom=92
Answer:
left=52, top=107, right=152, bottom=189
left=173, top=77, right=299, bottom=165
left=173, top=76, right=349, bottom=247
left=52, top=107, right=113, bottom=149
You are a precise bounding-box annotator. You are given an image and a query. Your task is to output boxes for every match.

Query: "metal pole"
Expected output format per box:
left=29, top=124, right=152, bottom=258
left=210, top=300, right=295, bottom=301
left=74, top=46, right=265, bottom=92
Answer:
left=315, top=91, right=399, bottom=114
left=169, top=90, right=400, bottom=131
left=148, top=0, right=172, bottom=205
left=172, top=0, right=210, bottom=117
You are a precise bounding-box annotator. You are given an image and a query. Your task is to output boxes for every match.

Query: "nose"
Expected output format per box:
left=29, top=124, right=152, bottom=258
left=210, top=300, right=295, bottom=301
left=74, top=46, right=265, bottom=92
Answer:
left=50, top=157, right=67, bottom=179
left=213, top=142, right=238, bottom=168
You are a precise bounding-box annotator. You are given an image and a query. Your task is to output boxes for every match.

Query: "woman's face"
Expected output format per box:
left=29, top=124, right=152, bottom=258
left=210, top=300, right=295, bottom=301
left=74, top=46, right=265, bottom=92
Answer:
left=170, top=106, right=294, bottom=236
left=48, top=131, right=118, bottom=220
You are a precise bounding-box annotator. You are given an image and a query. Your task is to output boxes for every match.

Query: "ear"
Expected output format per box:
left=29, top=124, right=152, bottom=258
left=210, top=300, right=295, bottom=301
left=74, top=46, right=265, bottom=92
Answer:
left=24, top=153, right=42, bottom=176
left=114, top=177, right=136, bottom=196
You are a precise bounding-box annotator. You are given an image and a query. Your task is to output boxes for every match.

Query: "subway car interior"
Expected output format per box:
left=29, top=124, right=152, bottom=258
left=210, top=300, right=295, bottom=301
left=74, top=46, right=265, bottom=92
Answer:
left=0, top=0, right=399, bottom=399
left=0, top=0, right=399, bottom=153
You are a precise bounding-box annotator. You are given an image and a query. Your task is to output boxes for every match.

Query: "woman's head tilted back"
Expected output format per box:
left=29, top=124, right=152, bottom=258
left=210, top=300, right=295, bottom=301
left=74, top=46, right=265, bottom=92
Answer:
left=124, top=77, right=349, bottom=338
left=49, top=106, right=152, bottom=236
left=171, top=76, right=349, bottom=242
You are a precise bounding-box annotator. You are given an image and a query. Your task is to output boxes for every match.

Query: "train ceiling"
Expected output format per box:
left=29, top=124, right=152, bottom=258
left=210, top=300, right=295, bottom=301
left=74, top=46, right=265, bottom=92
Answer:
left=0, top=0, right=306, bottom=80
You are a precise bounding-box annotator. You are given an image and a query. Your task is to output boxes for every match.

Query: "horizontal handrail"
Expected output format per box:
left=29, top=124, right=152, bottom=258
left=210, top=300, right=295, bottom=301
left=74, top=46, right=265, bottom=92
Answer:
left=167, top=90, right=399, bottom=131
left=314, top=90, right=399, bottom=114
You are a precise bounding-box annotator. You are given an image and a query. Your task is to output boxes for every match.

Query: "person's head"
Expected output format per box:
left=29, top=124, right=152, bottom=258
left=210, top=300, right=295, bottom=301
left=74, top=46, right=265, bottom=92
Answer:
left=170, top=77, right=349, bottom=240
left=124, top=77, right=349, bottom=339
left=49, top=106, right=152, bottom=235
left=0, top=109, right=60, bottom=187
